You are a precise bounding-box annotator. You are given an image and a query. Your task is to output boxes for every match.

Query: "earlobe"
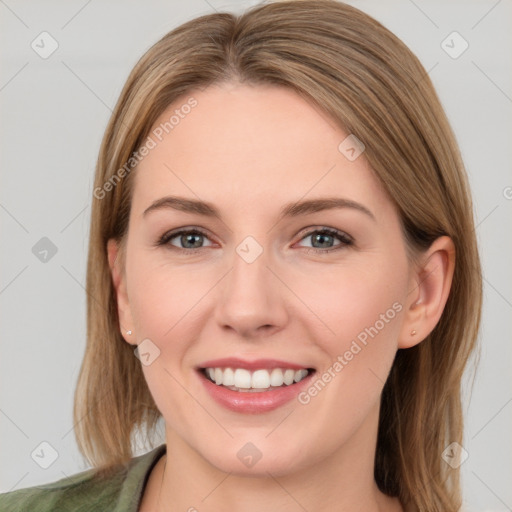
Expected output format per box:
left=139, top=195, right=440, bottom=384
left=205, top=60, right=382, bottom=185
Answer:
left=398, top=236, right=456, bottom=349
left=107, top=238, right=136, bottom=345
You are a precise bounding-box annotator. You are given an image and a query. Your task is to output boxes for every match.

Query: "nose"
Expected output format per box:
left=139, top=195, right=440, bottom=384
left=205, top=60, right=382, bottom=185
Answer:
left=213, top=241, right=288, bottom=339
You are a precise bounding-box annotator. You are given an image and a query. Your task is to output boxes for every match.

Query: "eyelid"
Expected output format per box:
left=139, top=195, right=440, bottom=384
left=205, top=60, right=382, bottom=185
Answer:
left=295, top=226, right=353, bottom=243
left=293, top=227, right=353, bottom=253
left=157, top=227, right=215, bottom=250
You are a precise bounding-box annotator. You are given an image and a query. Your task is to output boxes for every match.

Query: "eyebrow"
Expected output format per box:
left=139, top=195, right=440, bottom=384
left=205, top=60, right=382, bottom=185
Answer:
left=143, top=195, right=376, bottom=222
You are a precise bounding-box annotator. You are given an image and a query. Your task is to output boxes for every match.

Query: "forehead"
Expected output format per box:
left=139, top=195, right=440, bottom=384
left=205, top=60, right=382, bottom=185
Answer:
left=132, top=83, right=390, bottom=218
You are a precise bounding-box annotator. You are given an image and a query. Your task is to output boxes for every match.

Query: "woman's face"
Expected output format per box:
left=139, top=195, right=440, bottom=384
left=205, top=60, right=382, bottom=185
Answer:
left=110, top=82, right=419, bottom=476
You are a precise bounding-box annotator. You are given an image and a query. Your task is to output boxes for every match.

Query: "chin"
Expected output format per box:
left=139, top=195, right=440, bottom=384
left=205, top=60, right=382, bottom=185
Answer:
left=203, top=448, right=307, bottom=477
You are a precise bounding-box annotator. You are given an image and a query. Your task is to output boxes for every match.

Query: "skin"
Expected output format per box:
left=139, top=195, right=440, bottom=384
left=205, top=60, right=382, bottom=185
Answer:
left=107, top=82, right=455, bottom=512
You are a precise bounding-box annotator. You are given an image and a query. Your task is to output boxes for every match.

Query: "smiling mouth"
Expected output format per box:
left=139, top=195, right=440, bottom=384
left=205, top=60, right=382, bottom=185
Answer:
left=200, top=367, right=315, bottom=392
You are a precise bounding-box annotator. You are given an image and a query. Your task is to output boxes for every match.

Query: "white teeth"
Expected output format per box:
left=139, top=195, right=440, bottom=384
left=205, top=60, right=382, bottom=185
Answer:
left=251, top=369, right=270, bottom=389
left=234, top=368, right=252, bottom=389
left=269, top=368, right=284, bottom=387
left=223, top=367, right=235, bottom=386
left=204, top=366, right=310, bottom=390
left=294, top=369, right=308, bottom=382
left=283, top=369, right=295, bottom=385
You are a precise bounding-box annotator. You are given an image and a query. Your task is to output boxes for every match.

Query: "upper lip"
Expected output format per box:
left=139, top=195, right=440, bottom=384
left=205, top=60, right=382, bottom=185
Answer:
left=198, top=357, right=314, bottom=371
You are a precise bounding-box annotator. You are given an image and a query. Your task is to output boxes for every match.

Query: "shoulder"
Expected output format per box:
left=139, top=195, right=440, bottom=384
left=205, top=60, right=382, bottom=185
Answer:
left=0, top=466, right=123, bottom=512
left=0, top=444, right=166, bottom=512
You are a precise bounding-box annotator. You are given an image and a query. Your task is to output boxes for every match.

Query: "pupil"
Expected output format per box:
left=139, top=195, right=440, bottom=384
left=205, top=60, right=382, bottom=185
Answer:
left=314, top=233, right=332, bottom=248
left=184, top=234, right=202, bottom=248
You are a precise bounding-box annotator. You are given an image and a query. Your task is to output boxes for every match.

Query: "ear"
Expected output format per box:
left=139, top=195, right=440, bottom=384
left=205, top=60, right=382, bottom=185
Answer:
left=398, top=236, right=456, bottom=349
left=107, top=238, right=136, bottom=346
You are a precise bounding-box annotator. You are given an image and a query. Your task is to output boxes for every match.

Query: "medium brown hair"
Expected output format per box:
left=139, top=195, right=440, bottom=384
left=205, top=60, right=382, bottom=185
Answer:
left=74, top=1, right=482, bottom=510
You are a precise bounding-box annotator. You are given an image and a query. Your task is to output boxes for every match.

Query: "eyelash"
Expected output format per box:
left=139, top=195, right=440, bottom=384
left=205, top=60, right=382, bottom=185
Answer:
left=156, top=227, right=354, bottom=255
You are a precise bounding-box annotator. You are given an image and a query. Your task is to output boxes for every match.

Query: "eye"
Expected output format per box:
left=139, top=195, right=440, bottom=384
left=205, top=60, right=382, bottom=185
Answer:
left=295, top=227, right=353, bottom=254
left=156, top=226, right=353, bottom=255
left=157, top=228, right=214, bottom=252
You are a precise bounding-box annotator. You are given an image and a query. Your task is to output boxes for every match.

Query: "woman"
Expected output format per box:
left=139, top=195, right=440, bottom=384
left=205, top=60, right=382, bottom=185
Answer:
left=0, top=0, right=482, bottom=511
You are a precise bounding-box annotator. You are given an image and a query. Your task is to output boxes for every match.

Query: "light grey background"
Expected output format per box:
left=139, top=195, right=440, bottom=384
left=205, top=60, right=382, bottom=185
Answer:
left=1, top=1, right=510, bottom=510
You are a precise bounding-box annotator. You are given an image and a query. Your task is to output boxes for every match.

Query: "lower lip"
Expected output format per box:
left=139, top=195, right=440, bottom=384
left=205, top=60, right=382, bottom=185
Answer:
left=197, top=370, right=315, bottom=414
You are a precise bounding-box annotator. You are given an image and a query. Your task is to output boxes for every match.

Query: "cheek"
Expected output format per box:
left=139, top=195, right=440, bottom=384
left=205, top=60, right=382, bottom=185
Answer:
left=299, top=255, right=407, bottom=408
left=302, top=261, right=406, bottom=358
left=127, top=252, right=205, bottom=340
left=294, top=264, right=406, bottom=436
left=288, top=270, right=406, bottom=447
left=126, top=251, right=215, bottom=414
left=126, top=255, right=205, bottom=427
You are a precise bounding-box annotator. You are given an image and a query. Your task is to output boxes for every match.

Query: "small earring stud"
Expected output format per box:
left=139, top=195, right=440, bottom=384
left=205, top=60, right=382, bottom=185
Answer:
left=126, top=330, right=132, bottom=335
left=410, top=330, right=417, bottom=336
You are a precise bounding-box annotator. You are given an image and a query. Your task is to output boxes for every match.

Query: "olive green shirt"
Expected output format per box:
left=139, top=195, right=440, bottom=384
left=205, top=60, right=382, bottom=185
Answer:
left=0, top=444, right=166, bottom=512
